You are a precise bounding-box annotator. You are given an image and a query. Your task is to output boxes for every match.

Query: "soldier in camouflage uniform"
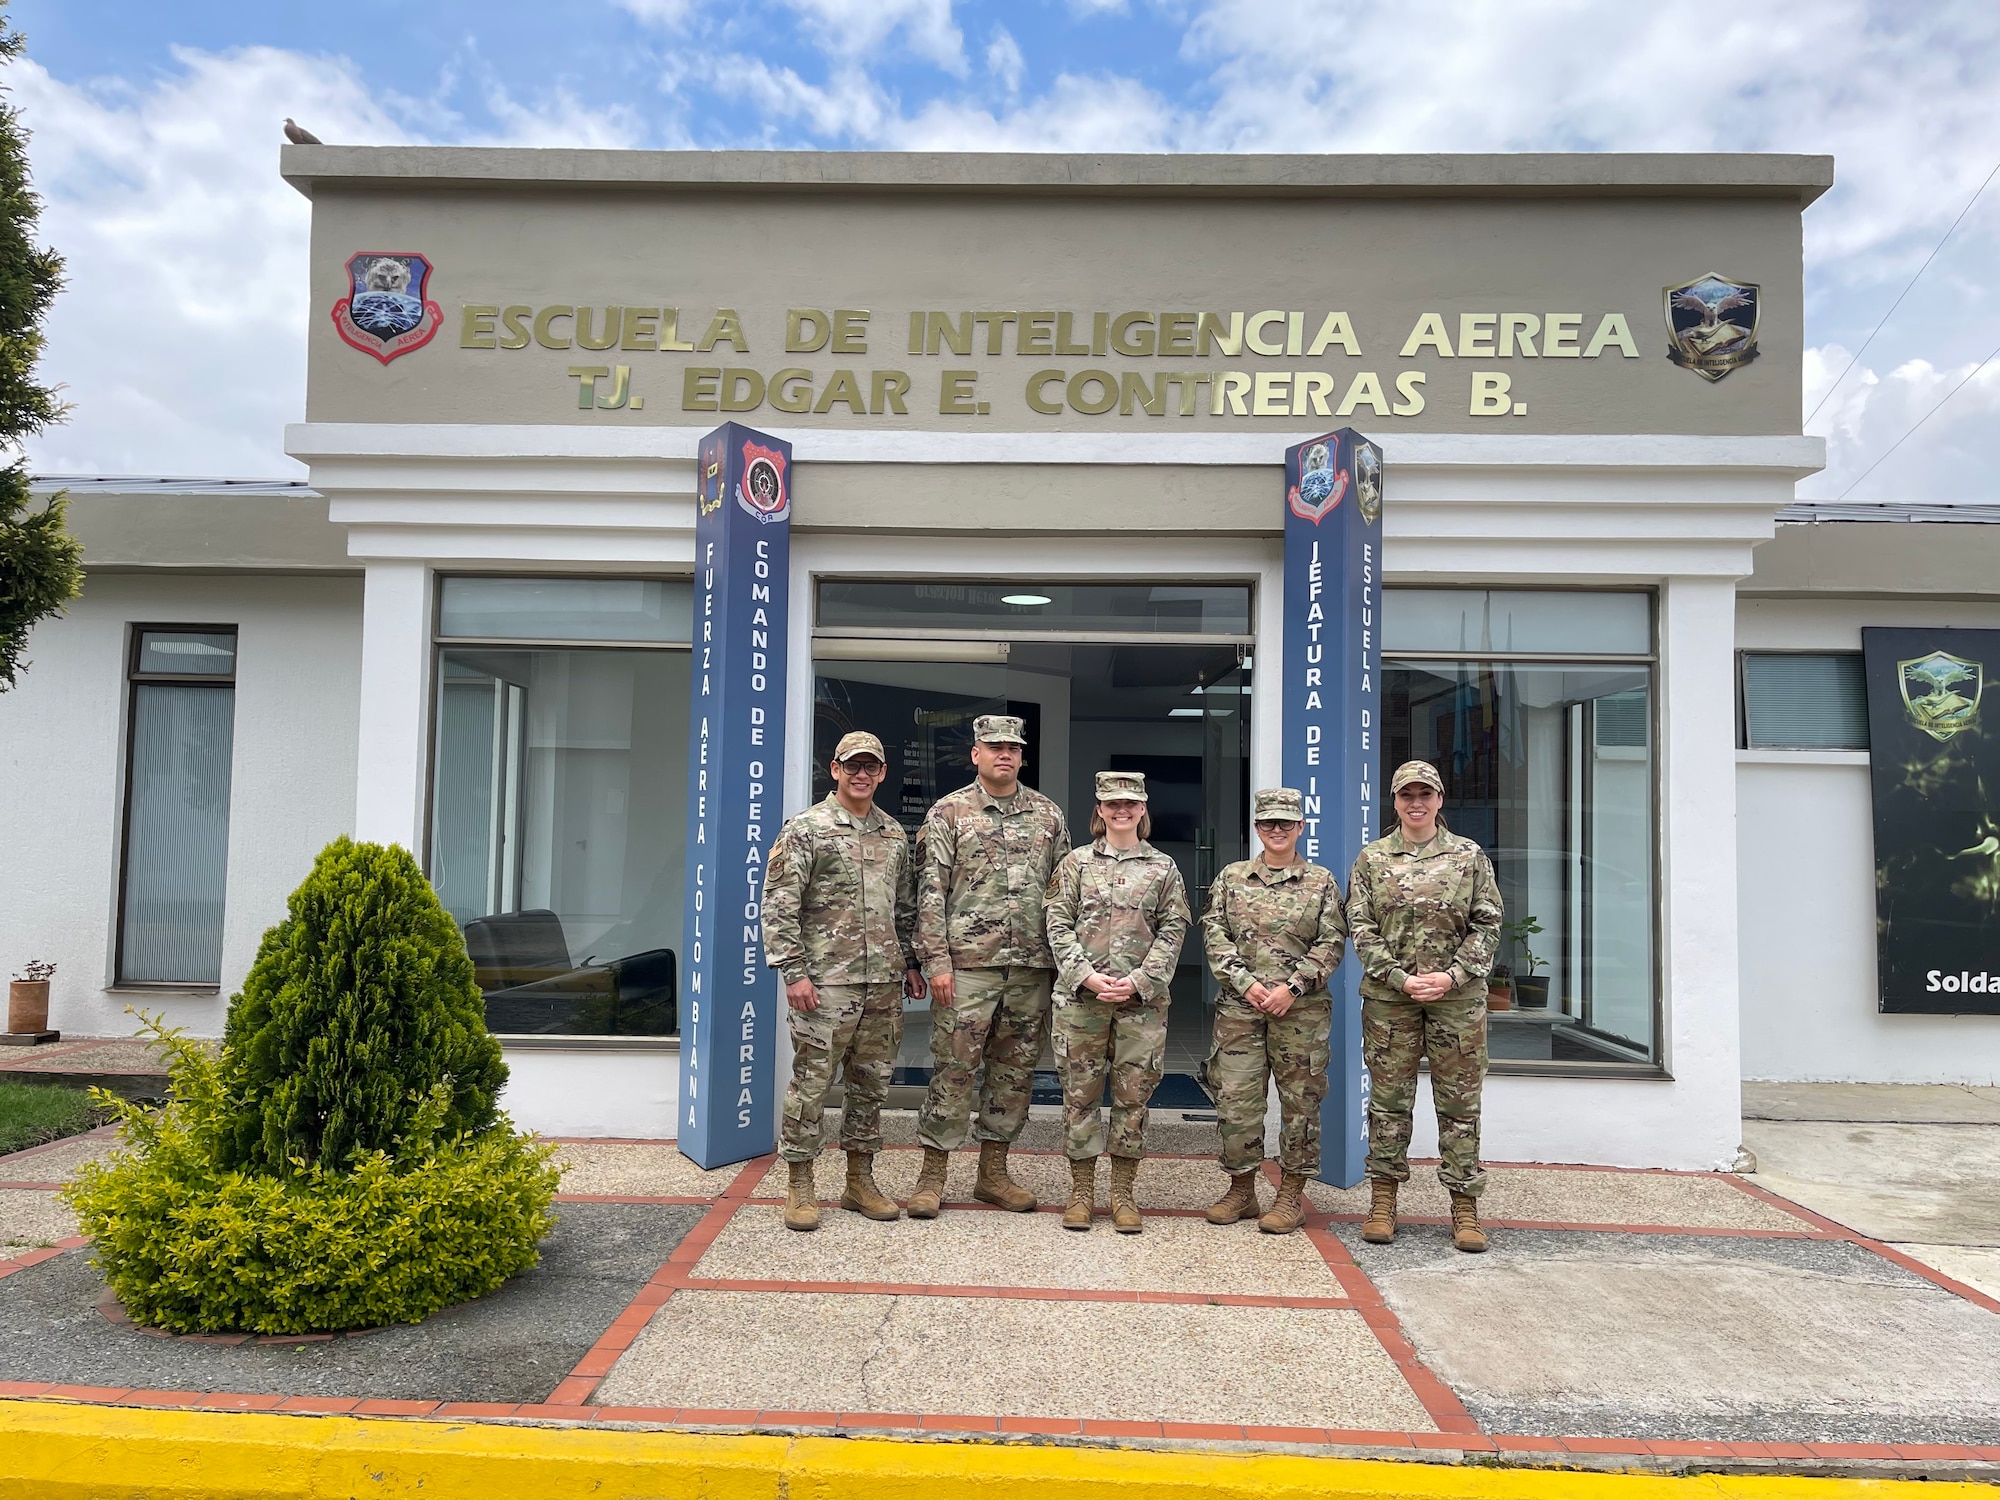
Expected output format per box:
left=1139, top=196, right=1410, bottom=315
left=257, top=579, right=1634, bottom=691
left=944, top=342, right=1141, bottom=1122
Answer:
left=1347, top=760, right=1503, bottom=1253
left=762, top=731, right=925, bottom=1232
left=1199, top=787, right=1348, bottom=1235
left=910, top=714, right=1071, bottom=1218
left=1043, top=770, right=1190, bottom=1234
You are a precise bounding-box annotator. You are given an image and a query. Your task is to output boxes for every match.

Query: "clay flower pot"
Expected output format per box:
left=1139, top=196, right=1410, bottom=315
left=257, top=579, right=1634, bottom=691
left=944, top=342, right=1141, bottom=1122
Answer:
left=8, top=979, right=50, bottom=1034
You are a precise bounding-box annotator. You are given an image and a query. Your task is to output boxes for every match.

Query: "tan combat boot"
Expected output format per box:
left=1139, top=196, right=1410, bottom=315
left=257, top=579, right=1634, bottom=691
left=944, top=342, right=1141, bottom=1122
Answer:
left=1259, top=1172, right=1308, bottom=1235
left=1361, top=1176, right=1398, bottom=1244
left=905, top=1146, right=949, bottom=1219
left=840, top=1150, right=902, bottom=1221
left=1450, top=1192, right=1487, bottom=1253
left=973, top=1139, right=1037, bottom=1212
left=783, top=1159, right=820, bottom=1232
left=1109, top=1156, right=1143, bottom=1234
left=1061, top=1157, right=1096, bottom=1230
left=1205, top=1170, right=1262, bottom=1225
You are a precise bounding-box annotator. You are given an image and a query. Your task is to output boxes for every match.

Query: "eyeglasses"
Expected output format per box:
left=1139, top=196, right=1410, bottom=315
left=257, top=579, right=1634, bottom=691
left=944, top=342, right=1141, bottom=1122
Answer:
left=838, top=759, right=886, bottom=775
left=1253, top=819, right=1300, bottom=832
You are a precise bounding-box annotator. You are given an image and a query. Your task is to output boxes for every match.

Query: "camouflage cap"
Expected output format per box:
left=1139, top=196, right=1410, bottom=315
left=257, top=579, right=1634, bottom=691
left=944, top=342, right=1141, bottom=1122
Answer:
left=1390, top=760, right=1444, bottom=793
left=833, top=730, right=887, bottom=764
left=973, top=714, right=1027, bottom=745
left=1093, top=769, right=1148, bottom=803
left=1252, top=787, right=1304, bottom=822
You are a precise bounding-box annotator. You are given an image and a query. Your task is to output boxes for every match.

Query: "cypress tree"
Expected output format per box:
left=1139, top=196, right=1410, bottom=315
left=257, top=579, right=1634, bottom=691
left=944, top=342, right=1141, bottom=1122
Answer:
left=0, top=7, right=81, bottom=691
left=221, top=838, right=508, bottom=1175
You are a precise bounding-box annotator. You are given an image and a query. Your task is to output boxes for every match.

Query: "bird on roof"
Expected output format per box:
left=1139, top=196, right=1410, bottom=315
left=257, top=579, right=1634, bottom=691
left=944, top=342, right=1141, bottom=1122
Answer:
left=283, top=118, right=322, bottom=145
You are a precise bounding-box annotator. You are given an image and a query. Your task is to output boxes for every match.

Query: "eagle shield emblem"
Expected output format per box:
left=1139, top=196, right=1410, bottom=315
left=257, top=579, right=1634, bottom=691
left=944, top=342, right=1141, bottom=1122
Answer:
left=1664, top=273, right=1760, bottom=382
left=1287, top=435, right=1348, bottom=524
left=332, top=252, right=442, bottom=364
left=1900, top=650, right=1983, bottom=743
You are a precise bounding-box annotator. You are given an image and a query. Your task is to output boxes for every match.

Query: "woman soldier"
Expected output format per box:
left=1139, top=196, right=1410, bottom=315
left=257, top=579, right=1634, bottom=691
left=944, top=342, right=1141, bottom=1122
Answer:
left=1044, top=770, right=1190, bottom=1234
left=1199, top=787, right=1348, bottom=1234
left=1347, top=760, right=1503, bottom=1253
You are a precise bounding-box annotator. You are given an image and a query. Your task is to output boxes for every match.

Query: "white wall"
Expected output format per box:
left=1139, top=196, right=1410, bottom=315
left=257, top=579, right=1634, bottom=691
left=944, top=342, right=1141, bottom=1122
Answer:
left=0, top=573, right=363, bottom=1038
left=500, top=1046, right=678, bottom=1137
left=1736, top=595, right=2000, bottom=1085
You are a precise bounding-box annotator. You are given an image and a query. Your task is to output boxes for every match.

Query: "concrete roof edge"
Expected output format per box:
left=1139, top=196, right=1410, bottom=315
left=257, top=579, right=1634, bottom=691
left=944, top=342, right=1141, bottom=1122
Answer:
left=279, top=147, right=1836, bottom=205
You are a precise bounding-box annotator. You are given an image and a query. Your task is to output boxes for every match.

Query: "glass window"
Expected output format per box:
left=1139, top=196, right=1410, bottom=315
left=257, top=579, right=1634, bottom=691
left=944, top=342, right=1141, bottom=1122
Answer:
left=119, top=628, right=238, bottom=985
left=1383, top=658, right=1658, bottom=1069
left=1387, top=590, right=1652, bottom=656
left=817, top=580, right=1252, bottom=637
left=430, top=645, right=689, bottom=1037
left=1741, top=652, right=1868, bottom=749
left=438, top=577, right=693, bottom=643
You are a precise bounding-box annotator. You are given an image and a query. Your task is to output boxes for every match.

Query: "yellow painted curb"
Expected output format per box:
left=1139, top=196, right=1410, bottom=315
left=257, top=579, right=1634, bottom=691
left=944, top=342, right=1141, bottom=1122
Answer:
left=0, top=1400, right=1987, bottom=1500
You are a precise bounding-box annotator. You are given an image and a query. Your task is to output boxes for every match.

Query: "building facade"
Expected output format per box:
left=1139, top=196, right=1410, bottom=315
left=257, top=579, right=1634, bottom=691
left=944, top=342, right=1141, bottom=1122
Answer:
left=10, top=149, right=1988, bottom=1167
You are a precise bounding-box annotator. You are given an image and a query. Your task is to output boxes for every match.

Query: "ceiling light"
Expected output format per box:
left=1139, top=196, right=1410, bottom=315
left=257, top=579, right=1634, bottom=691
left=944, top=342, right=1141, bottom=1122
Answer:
left=1000, top=593, right=1052, bottom=607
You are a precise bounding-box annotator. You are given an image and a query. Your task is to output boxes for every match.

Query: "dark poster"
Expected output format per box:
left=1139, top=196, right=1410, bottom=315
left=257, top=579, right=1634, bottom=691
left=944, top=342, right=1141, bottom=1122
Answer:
left=1862, top=627, right=2000, bottom=1015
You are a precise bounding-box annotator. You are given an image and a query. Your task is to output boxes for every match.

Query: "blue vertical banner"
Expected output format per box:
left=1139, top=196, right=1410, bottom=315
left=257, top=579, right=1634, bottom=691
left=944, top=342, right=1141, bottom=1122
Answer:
left=679, top=422, right=791, bottom=1169
left=1282, top=428, right=1383, bottom=1189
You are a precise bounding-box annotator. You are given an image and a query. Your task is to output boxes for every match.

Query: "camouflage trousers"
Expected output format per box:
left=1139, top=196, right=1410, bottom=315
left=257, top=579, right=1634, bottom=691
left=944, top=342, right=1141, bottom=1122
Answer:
left=917, top=966, right=1052, bottom=1152
left=1052, top=995, right=1168, bottom=1161
left=779, top=982, right=904, bottom=1164
left=1205, top=991, right=1332, bottom=1175
left=1361, top=993, right=1488, bottom=1196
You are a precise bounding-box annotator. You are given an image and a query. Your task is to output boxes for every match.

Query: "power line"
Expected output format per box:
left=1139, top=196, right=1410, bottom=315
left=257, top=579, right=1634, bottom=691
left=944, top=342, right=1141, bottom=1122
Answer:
left=1806, top=158, right=2000, bottom=426
left=1832, top=341, right=2000, bottom=501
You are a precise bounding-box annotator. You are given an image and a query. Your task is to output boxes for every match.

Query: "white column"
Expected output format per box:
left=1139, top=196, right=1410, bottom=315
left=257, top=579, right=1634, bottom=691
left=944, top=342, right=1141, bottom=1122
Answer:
left=1657, top=572, right=1744, bottom=1161
left=1251, top=539, right=1285, bottom=791
left=353, top=560, right=433, bottom=851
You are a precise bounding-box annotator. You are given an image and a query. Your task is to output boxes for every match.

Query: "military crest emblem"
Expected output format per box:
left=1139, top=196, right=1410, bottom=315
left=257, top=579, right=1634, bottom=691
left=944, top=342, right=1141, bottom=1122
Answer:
left=1354, top=439, right=1383, bottom=527
left=1288, top=435, right=1348, bottom=524
left=332, top=252, right=442, bottom=364
left=736, top=440, right=790, bottom=524
left=1900, top=650, right=1983, bottom=742
left=1664, top=273, right=1760, bottom=382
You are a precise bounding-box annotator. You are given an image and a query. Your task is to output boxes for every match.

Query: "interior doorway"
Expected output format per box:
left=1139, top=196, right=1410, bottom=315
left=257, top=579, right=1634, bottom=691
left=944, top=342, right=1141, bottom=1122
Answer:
left=810, top=584, right=1253, bottom=1109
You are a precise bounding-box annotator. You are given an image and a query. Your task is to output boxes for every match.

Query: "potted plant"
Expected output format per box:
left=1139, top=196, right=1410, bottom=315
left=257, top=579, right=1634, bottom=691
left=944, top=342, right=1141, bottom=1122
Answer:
left=1487, top=961, right=1514, bottom=1011
left=1501, top=918, right=1550, bottom=1009
left=7, top=959, right=56, bottom=1041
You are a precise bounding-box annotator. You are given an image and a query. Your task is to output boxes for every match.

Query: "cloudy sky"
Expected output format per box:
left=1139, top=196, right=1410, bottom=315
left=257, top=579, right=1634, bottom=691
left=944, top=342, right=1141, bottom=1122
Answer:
left=12, top=0, right=2000, bottom=501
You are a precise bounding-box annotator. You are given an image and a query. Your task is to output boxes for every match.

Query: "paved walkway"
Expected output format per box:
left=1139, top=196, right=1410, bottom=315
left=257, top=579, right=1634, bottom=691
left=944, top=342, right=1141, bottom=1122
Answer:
left=1, top=1096, right=1998, bottom=1475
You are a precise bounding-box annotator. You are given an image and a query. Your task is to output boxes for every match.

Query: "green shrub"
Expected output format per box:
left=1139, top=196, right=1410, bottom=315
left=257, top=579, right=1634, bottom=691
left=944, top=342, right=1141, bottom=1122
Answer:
left=66, top=1019, right=560, bottom=1335
left=62, top=838, right=561, bottom=1335
left=220, top=837, right=506, bottom=1176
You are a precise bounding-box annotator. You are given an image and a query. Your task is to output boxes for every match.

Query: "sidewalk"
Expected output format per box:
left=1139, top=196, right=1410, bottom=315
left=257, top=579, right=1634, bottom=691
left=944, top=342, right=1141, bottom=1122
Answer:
left=3, top=1095, right=2000, bottom=1478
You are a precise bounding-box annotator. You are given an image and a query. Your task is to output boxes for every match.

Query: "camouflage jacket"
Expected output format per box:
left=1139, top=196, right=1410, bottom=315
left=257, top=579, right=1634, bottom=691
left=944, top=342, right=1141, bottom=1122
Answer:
left=1201, top=857, right=1348, bottom=999
left=761, top=795, right=917, bottom=987
left=1346, top=829, right=1503, bottom=1003
left=915, top=781, right=1071, bottom=977
left=1044, top=840, right=1190, bottom=1005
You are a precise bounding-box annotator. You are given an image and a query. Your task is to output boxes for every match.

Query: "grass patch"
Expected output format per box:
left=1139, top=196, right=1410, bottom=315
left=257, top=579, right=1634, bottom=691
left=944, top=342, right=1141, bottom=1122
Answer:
left=0, top=1079, right=99, bottom=1156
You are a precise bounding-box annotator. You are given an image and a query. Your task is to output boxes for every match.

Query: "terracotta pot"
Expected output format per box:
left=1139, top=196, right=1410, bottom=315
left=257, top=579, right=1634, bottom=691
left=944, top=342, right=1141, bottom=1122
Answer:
left=1486, top=985, right=1513, bottom=1012
left=8, top=979, right=50, bottom=1034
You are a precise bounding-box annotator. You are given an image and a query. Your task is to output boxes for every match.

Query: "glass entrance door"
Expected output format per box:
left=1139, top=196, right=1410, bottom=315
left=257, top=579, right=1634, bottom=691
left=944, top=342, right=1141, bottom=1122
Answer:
left=1196, top=653, right=1250, bottom=1007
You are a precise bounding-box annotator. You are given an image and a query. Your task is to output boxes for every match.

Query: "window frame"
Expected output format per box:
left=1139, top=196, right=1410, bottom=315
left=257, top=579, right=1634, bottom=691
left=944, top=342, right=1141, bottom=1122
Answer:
left=114, top=623, right=240, bottom=991
left=1735, top=648, right=1870, bottom=752
left=426, top=573, right=695, bottom=1042
left=1381, top=586, right=1665, bottom=1079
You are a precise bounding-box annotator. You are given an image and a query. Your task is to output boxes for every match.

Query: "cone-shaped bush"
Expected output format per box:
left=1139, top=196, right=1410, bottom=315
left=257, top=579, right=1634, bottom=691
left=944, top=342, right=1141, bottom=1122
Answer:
left=220, top=838, right=506, bottom=1175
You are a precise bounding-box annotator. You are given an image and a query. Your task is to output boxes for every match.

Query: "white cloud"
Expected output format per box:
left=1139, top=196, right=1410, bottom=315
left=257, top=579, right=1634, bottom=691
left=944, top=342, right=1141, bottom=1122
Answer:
left=1068, top=0, right=1130, bottom=14
left=775, top=0, right=967, bottom=75
left=986, top=27, right=1025, bottom=96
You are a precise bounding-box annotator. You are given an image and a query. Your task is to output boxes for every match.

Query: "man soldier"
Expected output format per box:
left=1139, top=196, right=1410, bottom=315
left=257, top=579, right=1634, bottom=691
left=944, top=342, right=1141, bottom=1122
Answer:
left=762, top=730, right=925, bottom=1232
left=908, top=714, right=1071, bottom=1218
left=1199, top=787, right=1348, bottom=1234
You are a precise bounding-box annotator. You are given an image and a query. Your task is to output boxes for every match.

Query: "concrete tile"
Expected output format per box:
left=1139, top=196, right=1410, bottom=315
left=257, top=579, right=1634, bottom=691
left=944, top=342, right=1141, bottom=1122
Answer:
left=1743, top=1082, right=2000, bottom=1125
left=0, top=1189, right=76, bottom=1248
left=553, top=1142, right=743, bottom=1198
left=1354, top=1226, right=2000, bottom=1445
left=0, top=1041, right=173, bottom=1075
left=870, top=1108, right=1222, bottom=1157
left=1892, top=1243, right=2000, bottom=1303
left=1742, top=1120, right=2000, bottom=1244
left=596, top=1289, right=1434, bottom=1432
left=759, top=1148, right=1239, bottom=1213
left=1304, top=1166, right=1803, bottom=1232
left=696, top=1200, right=1339, bottom=1296
left=0, top=1132, right=120, bottom=1185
